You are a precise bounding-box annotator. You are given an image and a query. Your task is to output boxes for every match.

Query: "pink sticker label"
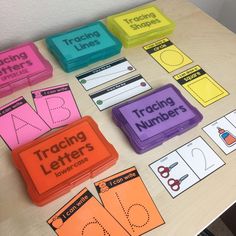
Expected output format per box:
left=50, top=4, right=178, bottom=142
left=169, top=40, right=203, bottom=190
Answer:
left=0, top=44, right=46, bottom=86
left=0, top=97, right=50, bottom=150
left=32, top=84, right=81, bottom=129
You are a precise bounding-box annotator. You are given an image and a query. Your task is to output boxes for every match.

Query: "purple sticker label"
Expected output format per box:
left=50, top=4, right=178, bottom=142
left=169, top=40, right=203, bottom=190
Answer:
left=119, top=86, right=197, bottom=141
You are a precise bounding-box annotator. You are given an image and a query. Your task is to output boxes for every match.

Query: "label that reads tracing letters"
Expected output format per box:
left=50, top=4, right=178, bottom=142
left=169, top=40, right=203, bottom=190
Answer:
left=14, top=117, right=115, bottom=195
left=47, top=22, right=119, bottom=62
left=119, top=85, right=199, bottom=141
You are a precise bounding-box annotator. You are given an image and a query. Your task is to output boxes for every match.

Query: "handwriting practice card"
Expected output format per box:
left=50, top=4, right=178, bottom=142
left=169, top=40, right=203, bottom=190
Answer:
left=32, top=84, right=81, bottom=129
left=174, top=65, right=229, bottom=107
left=203, top=112, right=236, bottom=154
left=143, top=38, right=192, bottom=73
left=0, top=97, right=50, bottom=150
left=77, top=58, right=135, bottom=90
left=95, top=167, right=164, bottom=235
left=47, top=188, right=129, bottom=236
left=90, top=75, right=151, bottom=111
left=150, top=137, right=224, bottom=197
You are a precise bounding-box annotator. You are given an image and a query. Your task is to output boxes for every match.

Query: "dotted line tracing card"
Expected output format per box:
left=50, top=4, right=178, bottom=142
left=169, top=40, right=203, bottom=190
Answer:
left=174, top=65, right=229, bottom=107
left=94, top=167, right=164, bottom=236
left=149, top=137, right=225, bottom=198
left=32, top=84, right=81, bottom=129
left=76, top=57, right=136, bottom=91
left=143, top=38, right=193, bottom=73
left=47, top=188, right=130, bottom=236
left=89, top=74, right=152, bottom=111
left=203, top=110, right=236, bottom=154
left=0, top=97, right=50, bottom=150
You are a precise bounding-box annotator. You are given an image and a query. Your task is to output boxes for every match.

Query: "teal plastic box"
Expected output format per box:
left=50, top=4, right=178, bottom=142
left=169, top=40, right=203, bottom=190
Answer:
left=46, top=21, right=122, bottom=72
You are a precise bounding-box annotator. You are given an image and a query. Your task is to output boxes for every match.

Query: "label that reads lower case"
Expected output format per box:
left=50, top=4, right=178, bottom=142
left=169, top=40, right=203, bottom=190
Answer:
left=47, top=188, right=130, bottom=236
left=95, top=167, right=164, bottom=236
left=90, top=74, right=151, bottom=111
left=17, top=119, right=113, bottom=195
left=113, top=6, right=172, bottom=37
left=119, top=85, right=198, bottom=142
left=144, top=38, right=192, bottom=73
left=76, top=58, right=135, bottom=90
left=48, top=22, right=119, bottom=62
left=174, top=65, right=229, bottom=107
left=0, top=44, right=46, bottom=85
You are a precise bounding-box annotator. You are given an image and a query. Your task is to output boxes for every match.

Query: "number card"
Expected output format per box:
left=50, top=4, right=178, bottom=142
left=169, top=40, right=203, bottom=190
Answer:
left=32, top=84, right=81, bottom=129
left=150, top=137, right=224, bottom=198
left=144, top=38, right=192, bottom=73
left=47, top=188, right=129, bottom=236
left=95, top=167, right=164, bottom=236
left=90, top=74, right=151, bottom=111
left=76, top=58, right=135, bottom=91
left=203, top=111, right=236, bottom=154
left=174, top=65, right=228, bottom=107
left=0, top=97, right=50, bottom=150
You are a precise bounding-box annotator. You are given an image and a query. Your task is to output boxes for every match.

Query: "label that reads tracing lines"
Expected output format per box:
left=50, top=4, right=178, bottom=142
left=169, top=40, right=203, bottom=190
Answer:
left=144, top=38, right=192, bottom=73
left=12, top=116, right=118, bottom=205
left=174, top=65, right=229, bottom=107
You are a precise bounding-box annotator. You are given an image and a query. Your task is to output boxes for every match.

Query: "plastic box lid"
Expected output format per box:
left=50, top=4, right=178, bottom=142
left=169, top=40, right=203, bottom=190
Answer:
left=112, top=84, right=203, bottom=153
left=0, top=42, right=53, bottom=98
left=106, top=5, right=175, bottom=48
left=46, top=21, right=122, bottom=72
left=12, top=116, right=118, bottom=206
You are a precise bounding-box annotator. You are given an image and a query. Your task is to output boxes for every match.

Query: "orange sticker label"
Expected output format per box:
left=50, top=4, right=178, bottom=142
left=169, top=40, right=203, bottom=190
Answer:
left=12, top=116, right=118, bottom=204
left=95, top=167, right=164, bottom=235
left=47, top=188, right=130, bottom=236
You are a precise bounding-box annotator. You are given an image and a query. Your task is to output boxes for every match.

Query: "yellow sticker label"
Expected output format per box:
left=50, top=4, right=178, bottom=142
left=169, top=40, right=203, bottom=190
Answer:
left=144, top=38, right=192, bottom=73
left=174, top=65, right=229, bottom=107
left=114, top=6, right=171, bottom=37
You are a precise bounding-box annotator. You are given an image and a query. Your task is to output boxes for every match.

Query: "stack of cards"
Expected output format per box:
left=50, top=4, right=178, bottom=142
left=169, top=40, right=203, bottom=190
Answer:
left=46, top=21, right=122, bottom=72
left=12, top=116, right=118, bottom=206
left=112, top=84, right=203, bottom=153
left=107, top=5, right=175, bottom=47
left=0, top=42, right=53, bottom=98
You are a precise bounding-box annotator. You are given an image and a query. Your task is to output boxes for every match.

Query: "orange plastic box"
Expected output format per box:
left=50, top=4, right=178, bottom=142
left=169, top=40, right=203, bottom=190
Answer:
left=12, top=116, right=118, bottom=206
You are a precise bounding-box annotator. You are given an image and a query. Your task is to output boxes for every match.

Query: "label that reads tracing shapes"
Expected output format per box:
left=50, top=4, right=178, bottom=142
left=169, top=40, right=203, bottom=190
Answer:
left=119, top=84, right=200, bottom=142
left=12, top=116, right=118, bottom=205
left=174, top=65, right=229, bottom=107
left=144, top=38, right=192, bottom=73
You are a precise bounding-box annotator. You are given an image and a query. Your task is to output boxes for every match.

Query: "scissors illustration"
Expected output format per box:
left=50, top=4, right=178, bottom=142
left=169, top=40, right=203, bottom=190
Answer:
left=168, top=174, right=189, bottom=191
left=157, top=162, right=178, bottom=178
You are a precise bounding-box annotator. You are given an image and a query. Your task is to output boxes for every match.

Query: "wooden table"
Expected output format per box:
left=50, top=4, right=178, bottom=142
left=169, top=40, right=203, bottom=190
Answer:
left=1, top=0, right=236, bottom=235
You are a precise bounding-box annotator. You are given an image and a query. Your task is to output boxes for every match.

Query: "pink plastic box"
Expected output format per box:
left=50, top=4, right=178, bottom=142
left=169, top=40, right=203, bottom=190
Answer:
left=0, top=42, right=53, bottom=98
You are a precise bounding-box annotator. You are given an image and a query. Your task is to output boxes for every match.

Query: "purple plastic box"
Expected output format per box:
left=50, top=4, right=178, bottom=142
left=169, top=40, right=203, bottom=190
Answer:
left=0, top=42, right=53, bottom=98
left=112, top=84, right=203, bottom=153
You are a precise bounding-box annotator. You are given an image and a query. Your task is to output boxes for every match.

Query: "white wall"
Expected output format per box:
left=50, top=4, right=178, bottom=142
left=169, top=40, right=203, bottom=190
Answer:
left=1, top=0, right=236, bottom=50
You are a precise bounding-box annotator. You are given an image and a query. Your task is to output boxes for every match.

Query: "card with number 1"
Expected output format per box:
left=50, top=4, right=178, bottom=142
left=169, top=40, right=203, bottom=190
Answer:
left=95, top=167, right=164, bottom=236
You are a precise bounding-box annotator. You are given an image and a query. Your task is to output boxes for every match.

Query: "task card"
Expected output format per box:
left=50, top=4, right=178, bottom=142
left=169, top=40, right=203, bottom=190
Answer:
left=150, top=137, right=224, bottom=198
left=90, top=74, right=151, bottom=111
left=144, top=38, right=192, bottom=73
left=76, top=58, right=135, bottom=91
left=95, top=167, right=164, bottom=235
left=32, top=84, right=81, bottom=129
left=47, top=188, right=129, bottom=236
left=174, top=65, right=228, bottom=107
left=12, top=116, right=118, bottom=205
left=0, top=42, right=53, bottom=98
left=203, top=110, right=236, bottom=154
left=0, top=97, right=50, bottom=150
left=107, top=5, right=175, bottom=47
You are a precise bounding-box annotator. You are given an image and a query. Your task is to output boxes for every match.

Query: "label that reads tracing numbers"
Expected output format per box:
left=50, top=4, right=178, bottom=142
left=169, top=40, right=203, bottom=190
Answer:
left=174, top=65, right=229, bottom=107
left=90, top=74, right=151, bottom=111
left=95, top=167, right=164, bottom=236
left=144, top=38, right=192, bottom=73
left=47, top=188, right=130, bottom=236
left=76, top=58, right=135, bottom=90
